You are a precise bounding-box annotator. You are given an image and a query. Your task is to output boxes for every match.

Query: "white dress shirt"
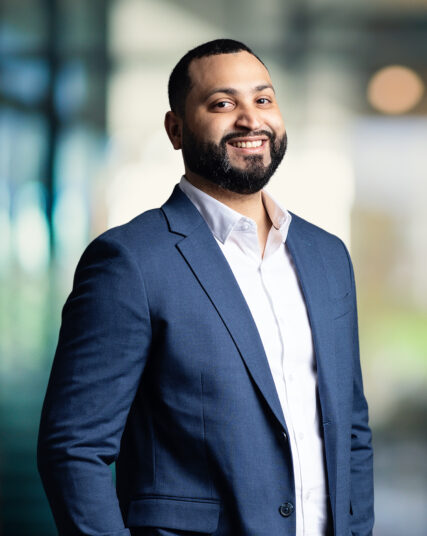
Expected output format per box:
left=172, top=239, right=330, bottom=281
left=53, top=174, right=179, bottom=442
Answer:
left=179, top=175, right=329, bottom=535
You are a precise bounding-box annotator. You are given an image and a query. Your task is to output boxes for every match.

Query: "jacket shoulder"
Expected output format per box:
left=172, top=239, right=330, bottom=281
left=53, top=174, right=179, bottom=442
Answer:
left=289, top=211, right=354, bottom=285
left=99, top=208, right=165, bottom=242
left=87, top=208, right=170, bottom=254
left=71, top=208, right=172, bottom=280
left=289, top=211, right=345, bottom=249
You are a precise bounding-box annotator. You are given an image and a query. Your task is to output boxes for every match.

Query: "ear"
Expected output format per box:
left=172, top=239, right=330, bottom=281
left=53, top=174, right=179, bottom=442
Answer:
left=164, top=111, right=183, bottom=150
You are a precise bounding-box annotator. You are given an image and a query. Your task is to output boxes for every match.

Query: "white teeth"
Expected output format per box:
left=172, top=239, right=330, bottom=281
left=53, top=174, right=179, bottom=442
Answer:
left=232, top=140, right=263, bottom=148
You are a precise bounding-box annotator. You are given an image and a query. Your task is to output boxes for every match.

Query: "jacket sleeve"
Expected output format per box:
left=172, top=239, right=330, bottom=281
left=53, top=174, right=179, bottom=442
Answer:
left=343, top=243, right=375, bottom=536
left=37, top=234, right=152, bottom=536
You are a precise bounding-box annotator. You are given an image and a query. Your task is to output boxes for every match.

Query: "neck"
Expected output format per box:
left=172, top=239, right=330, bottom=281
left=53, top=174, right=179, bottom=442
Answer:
left=184, top=172, right=271, bottom=230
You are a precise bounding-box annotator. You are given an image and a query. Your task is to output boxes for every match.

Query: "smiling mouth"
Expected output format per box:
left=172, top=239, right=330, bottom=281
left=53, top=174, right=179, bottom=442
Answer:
left=228, top=138, right=268, bottom=150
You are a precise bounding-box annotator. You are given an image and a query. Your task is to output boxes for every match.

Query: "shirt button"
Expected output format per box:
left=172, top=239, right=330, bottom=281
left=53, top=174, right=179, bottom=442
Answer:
left=240, top=222, right=250, bottom=231
left=279, top=502, right=294, bottom=517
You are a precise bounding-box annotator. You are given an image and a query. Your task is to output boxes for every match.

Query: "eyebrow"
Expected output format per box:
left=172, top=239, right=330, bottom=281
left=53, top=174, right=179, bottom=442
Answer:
left=204, top=84, right=276, bottom=101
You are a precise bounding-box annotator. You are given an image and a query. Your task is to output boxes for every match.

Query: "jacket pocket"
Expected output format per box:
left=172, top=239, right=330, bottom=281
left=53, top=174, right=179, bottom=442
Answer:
left=126, top=495, right=220, bottom=534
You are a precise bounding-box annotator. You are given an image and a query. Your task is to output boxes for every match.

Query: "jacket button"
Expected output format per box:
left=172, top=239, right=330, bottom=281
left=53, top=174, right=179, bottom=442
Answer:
left=279, top=502, right=294, bottom=517
left=282, top=431, right=288, bottom=441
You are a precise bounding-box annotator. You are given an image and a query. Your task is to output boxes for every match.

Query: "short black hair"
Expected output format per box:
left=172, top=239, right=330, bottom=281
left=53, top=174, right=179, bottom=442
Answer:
left=168, top=38, right=266, bottom=117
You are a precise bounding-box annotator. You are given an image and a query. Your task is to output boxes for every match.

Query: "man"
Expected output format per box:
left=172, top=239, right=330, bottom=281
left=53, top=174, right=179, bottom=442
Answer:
left=38, top=39, right=374, bottom=536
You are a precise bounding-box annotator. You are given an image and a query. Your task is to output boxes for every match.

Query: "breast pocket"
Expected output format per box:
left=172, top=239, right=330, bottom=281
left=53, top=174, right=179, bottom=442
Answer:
left=127, top=495, right=221, bottom=535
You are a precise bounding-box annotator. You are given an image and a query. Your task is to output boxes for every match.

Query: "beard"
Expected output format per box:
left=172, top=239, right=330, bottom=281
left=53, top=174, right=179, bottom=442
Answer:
left=181, top=125, right=288, bottom=194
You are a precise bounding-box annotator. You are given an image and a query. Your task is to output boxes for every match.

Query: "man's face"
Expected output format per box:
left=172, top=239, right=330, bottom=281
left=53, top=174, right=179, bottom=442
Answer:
left=181, top=51, right=287, bottom=194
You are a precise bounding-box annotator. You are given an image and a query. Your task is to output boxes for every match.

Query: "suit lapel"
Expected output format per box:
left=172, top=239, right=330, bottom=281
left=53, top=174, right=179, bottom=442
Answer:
left=162, top=185, right=287, bottom=432
left=286, top=214, right=339, bottom=502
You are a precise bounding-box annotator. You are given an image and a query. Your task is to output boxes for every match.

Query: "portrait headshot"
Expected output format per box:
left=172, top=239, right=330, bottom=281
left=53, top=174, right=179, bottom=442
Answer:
left=37, top=39, right=373, bottom=536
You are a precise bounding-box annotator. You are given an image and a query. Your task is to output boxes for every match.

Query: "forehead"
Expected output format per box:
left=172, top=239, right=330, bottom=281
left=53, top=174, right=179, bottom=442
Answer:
left=187, top=51, right=272, bottom=100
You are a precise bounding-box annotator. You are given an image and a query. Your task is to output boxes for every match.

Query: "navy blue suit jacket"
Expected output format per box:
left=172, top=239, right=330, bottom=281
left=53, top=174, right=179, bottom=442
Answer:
left=38, top=184, right=374, bottom=536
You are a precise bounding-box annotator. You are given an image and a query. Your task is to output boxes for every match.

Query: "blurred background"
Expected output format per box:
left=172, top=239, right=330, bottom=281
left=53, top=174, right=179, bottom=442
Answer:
left=1, top=0, right=426, bottom=534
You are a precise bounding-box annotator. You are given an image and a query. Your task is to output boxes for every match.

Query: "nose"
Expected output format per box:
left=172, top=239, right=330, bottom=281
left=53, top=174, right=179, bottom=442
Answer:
left=234, top=103, right=263, bottom=131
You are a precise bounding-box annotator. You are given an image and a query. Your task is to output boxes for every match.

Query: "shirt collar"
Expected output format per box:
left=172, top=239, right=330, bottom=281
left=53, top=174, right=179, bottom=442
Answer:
left=179, top=175, right=292, bottom=244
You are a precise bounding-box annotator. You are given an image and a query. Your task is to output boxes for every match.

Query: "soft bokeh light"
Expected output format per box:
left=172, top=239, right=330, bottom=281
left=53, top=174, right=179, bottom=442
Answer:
left=53, top=187, right=89, bottom=268
left=13, top=181, right=50, bottom=275
left=0, top=181, right=12, bottom=273
left=367, top=65, right=424, bottom=115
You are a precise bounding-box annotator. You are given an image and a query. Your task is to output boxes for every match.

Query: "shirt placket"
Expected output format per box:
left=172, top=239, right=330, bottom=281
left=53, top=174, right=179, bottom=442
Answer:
left=258, top=246, right=307, bottom=536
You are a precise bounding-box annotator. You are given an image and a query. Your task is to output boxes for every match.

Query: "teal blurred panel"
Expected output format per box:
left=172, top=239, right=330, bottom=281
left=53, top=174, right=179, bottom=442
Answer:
left=0, top=373, right=57, bottom=536
left=0, top=58, right=50, bottom=105
left=0, top=0, right=47, bottom=54
left=0, top=0, right=108, bottom=533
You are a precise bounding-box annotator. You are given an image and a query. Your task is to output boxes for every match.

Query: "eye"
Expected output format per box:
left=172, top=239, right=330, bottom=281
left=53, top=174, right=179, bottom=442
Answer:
left=211, top=100, right=234, bottom=110
left=257, top=97, right=271, bottom=105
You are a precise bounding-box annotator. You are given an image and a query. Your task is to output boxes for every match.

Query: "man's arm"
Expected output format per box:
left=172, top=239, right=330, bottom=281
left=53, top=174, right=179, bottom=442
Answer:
left=343, top=243, right=375, bottom=536
left=37, top=235, right=152, bottom=536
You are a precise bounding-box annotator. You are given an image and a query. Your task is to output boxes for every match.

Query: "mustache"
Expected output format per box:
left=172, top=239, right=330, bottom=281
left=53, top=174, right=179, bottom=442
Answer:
left=221, top=130, right=274, bottom=145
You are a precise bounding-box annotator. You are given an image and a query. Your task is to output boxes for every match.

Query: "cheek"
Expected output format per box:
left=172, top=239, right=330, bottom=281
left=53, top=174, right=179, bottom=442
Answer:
left=197, top=124, right=224, bottom=146
left=192, top=112, right=227, bottom=142
left=266, top=111, right=285, bottom=135
left=208, top=111, right=245, bottom=140
left=210, top=119, right=234, bottom=144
